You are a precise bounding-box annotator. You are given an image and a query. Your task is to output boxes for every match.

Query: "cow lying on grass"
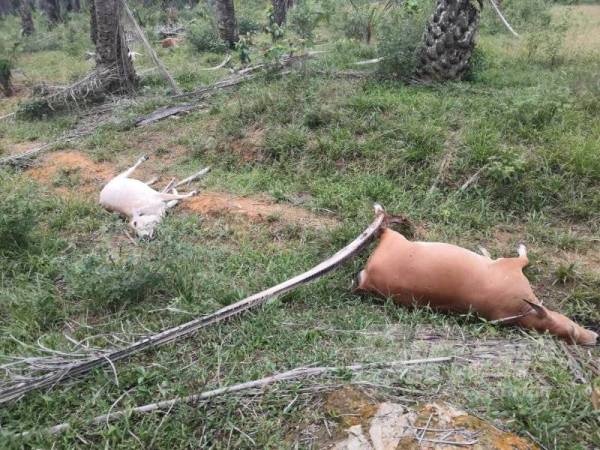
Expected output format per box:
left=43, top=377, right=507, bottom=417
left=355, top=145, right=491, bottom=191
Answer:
left=100, top=155, right=208, bottom=238
left=355, top=227, right=597, bottom=345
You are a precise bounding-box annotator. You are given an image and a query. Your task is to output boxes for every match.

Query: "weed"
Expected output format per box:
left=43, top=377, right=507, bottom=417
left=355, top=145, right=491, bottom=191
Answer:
left=238, top=15, right=261, bottom=35
left=64, top=253, right=166, bottom=313
left=0, top=174, right=40, bottom=255
left=376, top=3, right=431, bottom=79
left=187, top=20, right=227, bottom=53
left=288, top=0, right=322, bottom=41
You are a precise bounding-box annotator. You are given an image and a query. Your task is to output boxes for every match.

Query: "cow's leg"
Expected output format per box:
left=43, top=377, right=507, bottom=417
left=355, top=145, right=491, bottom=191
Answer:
left=120, top=155, right=148, bottom=178
left=165, top=190, right=180, bottom=209
left=158, top=190, right=197, bottom=201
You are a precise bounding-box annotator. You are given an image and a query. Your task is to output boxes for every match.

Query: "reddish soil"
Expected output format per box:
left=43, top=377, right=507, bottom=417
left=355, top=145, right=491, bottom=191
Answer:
left=27, top=150, right=115, bottom=194
left=185, top=192, right=338, bottom=228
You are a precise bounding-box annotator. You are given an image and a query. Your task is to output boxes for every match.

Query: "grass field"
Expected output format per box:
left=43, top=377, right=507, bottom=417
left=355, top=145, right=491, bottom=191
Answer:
left=0, top=1, right=599, bottom=448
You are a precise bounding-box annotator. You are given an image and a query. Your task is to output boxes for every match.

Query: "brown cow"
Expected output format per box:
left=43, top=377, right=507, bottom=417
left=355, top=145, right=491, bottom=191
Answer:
left=160, top=37, right=182, bottom=48
left=355, top=227, right=597, bottom=345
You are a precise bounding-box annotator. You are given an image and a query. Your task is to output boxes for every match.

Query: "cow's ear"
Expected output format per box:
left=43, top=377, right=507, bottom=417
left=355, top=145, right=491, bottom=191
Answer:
left=522, top=299, right=548, bottom=319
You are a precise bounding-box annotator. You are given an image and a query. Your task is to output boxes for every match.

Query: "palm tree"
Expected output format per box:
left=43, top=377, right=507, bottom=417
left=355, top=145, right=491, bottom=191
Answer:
left=92, top=0, right=137, bottom=93
left=19, top=0, right=35, bottom=36
left=415, top=0, right=483, bottom=82
left=214, top=0, right=238, bottom=47
left=41, top=0, right=61, bottom=27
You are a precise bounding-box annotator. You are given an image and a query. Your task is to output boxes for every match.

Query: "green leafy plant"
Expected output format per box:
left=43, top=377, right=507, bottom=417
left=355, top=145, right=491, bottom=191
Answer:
left=0, top=58, right=12, bottom=96
left=238, top=16, right=261, bottom=35
left=288, top=0, right=322, bottom=41
left=264, top=7, right=285, bottom=42
left=65, top=254, right=165, bottom=312
left=341, top=0, right=399, bottom=44
left=236, top=35, right=252, bottom=64
left=187, top=20, right=227, bottom=53
left=376, top=2, right=430, bottom=79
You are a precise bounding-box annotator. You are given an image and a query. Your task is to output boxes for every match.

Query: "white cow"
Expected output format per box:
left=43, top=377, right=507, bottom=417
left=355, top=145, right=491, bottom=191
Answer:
left=99, top=155, right=200, bottom=238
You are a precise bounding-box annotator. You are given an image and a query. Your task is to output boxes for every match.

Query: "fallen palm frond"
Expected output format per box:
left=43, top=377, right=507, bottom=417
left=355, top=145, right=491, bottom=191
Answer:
left=14, top=356, right=452, bottom=437
left=121, top=0, right=181, bottom=94
left=134, top=103, right=204, bottom=126
left=16, top=67, right=120, bottom=120
left=198, top=55, right=232, bottom=71
left=2, top=51, right=327, bottom=166
left=488, top=0, right=520, bottom=38
left=0, top=205, right=389, bottom=404
left=173, top=50, right=326, bottom=100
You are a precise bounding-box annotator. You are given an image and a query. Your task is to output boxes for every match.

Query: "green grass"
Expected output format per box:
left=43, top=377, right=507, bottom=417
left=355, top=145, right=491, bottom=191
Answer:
left=1, top=2, right=599, bottom=448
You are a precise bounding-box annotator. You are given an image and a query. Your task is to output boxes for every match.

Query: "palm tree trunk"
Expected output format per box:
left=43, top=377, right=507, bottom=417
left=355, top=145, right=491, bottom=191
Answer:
left=66, top=0, right=81, bottom=13
left=41, top=0, right=61, bottom=26
left=415, top=0, right=483, bottom=82
left=93, top=0, right=137, bottom=93
left=19, top=0, right=35, bottom=36
left=214, top=0, right=238, bottom=47
left=272, top=0, right=287, bottom=26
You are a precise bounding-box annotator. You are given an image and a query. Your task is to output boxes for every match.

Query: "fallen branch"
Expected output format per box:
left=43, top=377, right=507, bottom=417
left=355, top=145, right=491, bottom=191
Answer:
left=459, top=165, right=487, bottom=191
left=174, top=51, right=325, bottom=100
left=0, top=131, right=90, bottom=167
left=134, top=103, right=203, bottom=126
left=17, top=356, right=452, bottom=437
left=353, top=57, right=385, bottom=66
left=0, top=205, right=387, bottom=404
left=488, top=0, right=519, bottom=38
left=428, top=139, right=457, bottom=194
left=0, top=112, right=15, bottom=121
left=198, top=55, right=232, bottom=71
left=121, top=0, right=181, bottom=94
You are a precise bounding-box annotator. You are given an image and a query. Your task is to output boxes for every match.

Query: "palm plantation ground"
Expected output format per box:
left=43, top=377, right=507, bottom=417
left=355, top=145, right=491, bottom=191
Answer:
left=0, top=1, right=599, bottom=448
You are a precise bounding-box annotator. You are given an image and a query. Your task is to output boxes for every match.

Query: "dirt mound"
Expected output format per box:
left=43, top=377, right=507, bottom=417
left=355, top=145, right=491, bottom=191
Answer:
left=329, top=399, right=538, bottom=450
left=184, top=192, right=338, bottom=228
left=27, top=150, right=115, bottom=194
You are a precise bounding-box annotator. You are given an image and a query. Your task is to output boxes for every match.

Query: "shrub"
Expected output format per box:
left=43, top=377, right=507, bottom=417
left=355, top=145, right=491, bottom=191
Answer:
left=187, top=20, right=227, bottom=53
left=0, top=58, right=12, bottom=96
left=525, top=13, right=568, bottom=68
left=377, top=3, right=431, bottom=79
left=303, top=106, right=336, bottom=129
left=338, top=9, right=371, bottom=42
left=238, top=16, right=260, bottom=35
left=0, top=174, right=39, bottom=255
left=288, top=0, right=322, bottom=41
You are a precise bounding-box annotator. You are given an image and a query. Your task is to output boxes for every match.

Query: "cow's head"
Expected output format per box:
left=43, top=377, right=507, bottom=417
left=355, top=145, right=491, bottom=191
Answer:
left=130, top=209, right=162, bottom=239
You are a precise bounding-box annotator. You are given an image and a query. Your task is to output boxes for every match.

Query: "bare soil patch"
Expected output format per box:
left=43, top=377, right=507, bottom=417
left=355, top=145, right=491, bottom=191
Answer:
left=27, top=150, right=115, bottom=194
left=314, top=393, right=538, bottom=449
left=185, top=192, right=339, bottom=228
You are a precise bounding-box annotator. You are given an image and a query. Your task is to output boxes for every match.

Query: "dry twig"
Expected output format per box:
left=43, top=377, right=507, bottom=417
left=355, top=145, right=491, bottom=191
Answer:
left=15, top=356, right=452, bottom=437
